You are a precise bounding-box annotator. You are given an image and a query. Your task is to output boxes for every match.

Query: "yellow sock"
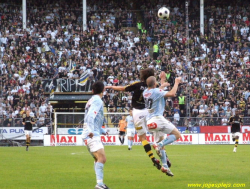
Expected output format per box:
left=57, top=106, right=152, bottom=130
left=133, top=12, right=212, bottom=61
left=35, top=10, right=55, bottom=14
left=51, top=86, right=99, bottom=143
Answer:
left=235, top=139, right=239, bottom=148
left=142, top=140, right=155, bottom=160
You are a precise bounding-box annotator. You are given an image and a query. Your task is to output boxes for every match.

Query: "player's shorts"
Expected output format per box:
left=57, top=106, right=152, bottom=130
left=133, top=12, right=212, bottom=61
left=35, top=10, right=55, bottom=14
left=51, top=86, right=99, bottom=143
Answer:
left=119, top=131, right=126, bottom=136
left=133, top=108, right=148, bottom=136
left=84, top=136, right=104, bottom=153
left=127, top=128, right=136, bottom=137
left=232, top=132, right=240, bottom=138
left=24, top=130, right=32, bottom=136
left=147, top=116, right=176, bottom=142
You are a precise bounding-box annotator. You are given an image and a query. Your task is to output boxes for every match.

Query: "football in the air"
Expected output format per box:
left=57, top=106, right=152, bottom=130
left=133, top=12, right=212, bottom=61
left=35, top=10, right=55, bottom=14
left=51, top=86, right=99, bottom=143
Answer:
left=158, top=7, right=170, bottom=19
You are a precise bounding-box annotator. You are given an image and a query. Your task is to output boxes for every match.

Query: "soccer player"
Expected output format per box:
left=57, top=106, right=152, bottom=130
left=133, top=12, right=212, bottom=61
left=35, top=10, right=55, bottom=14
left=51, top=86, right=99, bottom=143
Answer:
left=105, top=68, right=162, bottom=170
left=118, top=116, right=126, bottom=145
left=22, top=109, right=35, bottom=151
left=126, top=109, right=135, bottom=150
left=82, top=81, right=110, bottom=189
left=229, top=110, right=243, bottom=153
left=143, top=76, right=182, bottom=176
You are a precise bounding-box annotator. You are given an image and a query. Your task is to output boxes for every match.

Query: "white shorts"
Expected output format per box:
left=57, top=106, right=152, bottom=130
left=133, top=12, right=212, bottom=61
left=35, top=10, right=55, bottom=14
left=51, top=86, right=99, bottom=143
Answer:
left=232, top=132, right=240, bottom=138
left=84, top=136, right=104, bottom=153
left=147, top=116, right=176, bottom=142
left=24, top=130, right=32, bottom=136
left=127, top=128, right=136, bottom=137
left=133, top=108, right=148, bottom=136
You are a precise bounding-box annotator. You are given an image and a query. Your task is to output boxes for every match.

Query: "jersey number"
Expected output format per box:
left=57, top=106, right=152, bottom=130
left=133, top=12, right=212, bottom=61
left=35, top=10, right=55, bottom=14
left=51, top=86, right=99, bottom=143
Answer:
left=147, top=98, right=153, bottom=109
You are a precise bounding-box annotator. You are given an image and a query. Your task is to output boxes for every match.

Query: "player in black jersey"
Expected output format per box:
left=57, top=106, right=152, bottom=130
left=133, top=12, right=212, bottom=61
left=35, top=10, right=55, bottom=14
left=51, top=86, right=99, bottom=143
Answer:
left=22, top=109, right=35, bottom=151
left=229, top=110, right=243, bottom=153
left=106, top=68, right=171, bottom=171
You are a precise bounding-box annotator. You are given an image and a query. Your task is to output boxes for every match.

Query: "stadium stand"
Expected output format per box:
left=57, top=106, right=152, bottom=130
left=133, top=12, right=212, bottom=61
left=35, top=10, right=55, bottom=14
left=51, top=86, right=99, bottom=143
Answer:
left=0, top=0, right=250, bottom=128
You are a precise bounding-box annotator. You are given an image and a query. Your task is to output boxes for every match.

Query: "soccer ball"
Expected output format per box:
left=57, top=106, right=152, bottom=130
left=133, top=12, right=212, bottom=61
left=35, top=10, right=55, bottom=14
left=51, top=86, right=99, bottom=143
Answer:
left=158, top=7, right=170, bottom=19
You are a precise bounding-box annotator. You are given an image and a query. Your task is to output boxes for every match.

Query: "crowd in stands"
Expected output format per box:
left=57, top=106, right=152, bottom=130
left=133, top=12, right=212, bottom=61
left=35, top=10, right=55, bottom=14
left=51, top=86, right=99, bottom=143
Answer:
left=1, top=0, right=250, bottom=127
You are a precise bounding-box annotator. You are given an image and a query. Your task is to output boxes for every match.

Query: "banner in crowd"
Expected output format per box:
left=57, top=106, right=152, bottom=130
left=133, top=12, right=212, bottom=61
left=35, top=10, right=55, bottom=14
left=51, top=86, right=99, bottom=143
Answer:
left=43, top=133, right=250, bottom=146
left=42, top=79, right=91, bottom=93
left=1, top=127, right=48, bottom=140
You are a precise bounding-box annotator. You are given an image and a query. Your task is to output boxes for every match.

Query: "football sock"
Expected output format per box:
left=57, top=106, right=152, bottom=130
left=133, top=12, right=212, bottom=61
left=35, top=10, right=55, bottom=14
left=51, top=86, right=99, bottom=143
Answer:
left=142, top=140, right=155, bottom=161
left=95, top=162, right=104, bottom=186
left=119, top=137, right=122, bottom=144
left=129, top=140, right=132, bottom=148
left=26, top=138, right=30, bottom=146
left=160, top=149, right=168, bottom=168
left=131, top=139, right=133, bottom=147
left=235, top=139, right=239, bottom=148
left=122, top=137, right=124, bottom=144
left=164, top=149, right=168, bottom=158
left=159, top=135, right=176, bottom=147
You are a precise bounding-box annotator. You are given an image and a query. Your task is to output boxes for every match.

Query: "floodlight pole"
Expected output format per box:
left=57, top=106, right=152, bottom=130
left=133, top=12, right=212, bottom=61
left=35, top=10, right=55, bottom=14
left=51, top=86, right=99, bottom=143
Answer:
left=200, top=0, right=204, bottom=35
left=22, top=0, right=27, bottom=30
left=83, top=0, right=87, bottom=31
left=185, top=1, right=191, bottom=118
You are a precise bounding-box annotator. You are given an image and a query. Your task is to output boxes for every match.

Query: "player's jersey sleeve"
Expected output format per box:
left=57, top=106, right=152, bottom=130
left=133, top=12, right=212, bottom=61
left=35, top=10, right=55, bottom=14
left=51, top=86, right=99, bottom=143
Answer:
left=124, top=82, right=139, bottom=92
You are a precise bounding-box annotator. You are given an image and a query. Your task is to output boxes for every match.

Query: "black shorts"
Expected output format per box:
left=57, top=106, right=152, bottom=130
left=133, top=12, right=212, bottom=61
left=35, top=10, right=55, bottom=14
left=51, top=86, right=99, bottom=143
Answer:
left=119, top=131, right=125, bottom=136
left=231, top=125, right=240, bottom=133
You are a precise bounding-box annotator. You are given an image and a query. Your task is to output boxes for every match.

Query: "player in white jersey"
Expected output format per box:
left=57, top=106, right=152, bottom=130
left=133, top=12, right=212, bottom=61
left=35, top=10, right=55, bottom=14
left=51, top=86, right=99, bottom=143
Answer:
left=126, top=109, right=135, bottom=150
left=82, top=81, right=110, bottom=189
left=143, top=76, right=182, bottom=177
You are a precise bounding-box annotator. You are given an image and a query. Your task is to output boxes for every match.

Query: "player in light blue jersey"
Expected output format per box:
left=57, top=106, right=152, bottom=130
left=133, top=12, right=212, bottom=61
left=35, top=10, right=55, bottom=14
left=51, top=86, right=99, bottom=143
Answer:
left=82, top=81, right=110, bottom=189
left=126, top=108, right=136, bottom=150
left=143, top=75, right=182, bottom=177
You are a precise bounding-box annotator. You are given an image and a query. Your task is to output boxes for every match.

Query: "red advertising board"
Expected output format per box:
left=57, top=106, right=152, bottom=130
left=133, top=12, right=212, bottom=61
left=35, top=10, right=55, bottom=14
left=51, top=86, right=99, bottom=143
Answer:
left=200, top=126, right=230, bottom=133
left=200, top=126, right=250, bottom=133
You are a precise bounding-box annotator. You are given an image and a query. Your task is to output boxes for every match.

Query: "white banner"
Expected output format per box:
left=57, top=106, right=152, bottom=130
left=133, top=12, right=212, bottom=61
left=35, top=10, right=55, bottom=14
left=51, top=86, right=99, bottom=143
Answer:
left=44, top=133, right=250, bottom=146
left=0, top=127, right=48, bottom=140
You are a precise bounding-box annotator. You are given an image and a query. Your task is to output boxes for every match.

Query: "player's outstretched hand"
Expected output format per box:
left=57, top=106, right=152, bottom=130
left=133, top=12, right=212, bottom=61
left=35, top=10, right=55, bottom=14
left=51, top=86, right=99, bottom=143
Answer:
left=175, top=77, right=182, bottom=84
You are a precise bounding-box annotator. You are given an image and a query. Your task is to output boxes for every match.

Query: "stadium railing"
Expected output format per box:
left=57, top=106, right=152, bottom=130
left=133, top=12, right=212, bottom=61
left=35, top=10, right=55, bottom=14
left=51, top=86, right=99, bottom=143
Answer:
left=53, top=112, right=250, bottom=128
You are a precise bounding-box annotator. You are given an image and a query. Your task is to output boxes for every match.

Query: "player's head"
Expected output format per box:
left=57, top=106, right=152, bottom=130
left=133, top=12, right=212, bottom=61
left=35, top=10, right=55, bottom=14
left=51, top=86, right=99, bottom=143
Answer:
left=146, top=76, right=156, bottom=88
left=140, top=68, right=154, bottom=82
left=235, top=110, right=239, bottom=115
left=129, top=108, right=133, bottom=116
left=92, top=81, right=104, bottom=95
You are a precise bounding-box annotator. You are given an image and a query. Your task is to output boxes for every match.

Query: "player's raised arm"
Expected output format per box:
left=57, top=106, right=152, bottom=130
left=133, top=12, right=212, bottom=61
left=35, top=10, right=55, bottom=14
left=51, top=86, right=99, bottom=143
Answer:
left=164, top=77, right=182, bottom=98
left=105, top=85, right=126, bottom=91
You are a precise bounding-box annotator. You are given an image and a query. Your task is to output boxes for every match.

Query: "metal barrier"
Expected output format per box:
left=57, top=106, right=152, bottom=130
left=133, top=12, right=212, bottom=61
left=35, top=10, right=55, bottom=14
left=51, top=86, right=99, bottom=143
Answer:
left=53, top=114, right=250, bottom=128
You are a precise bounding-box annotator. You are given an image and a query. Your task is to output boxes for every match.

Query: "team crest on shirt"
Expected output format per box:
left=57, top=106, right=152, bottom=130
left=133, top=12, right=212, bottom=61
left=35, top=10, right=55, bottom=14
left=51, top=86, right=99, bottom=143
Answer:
left=144, top=92, right=152, bottom=98
left=94, top=111, right=97, bottom=114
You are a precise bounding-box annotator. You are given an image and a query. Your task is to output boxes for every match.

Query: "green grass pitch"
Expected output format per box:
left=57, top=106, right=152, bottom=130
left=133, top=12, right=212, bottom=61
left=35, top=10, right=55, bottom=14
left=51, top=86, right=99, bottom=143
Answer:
left=0, top=145, right=249, bottom=189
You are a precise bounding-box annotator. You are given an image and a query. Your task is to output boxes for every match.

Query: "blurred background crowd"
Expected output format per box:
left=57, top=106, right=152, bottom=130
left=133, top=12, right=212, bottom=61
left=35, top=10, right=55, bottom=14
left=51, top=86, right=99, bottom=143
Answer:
left=1, top=0, right=250, bottom=127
